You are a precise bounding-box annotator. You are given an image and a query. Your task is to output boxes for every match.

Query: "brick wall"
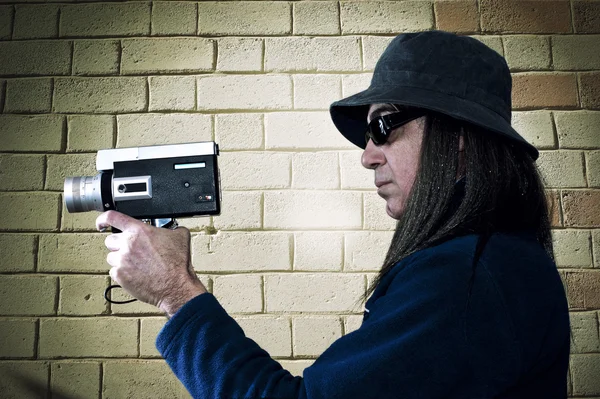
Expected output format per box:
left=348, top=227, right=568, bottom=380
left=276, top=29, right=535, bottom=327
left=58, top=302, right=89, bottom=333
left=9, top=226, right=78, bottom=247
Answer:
left=0, top=0, right=599, bottom=397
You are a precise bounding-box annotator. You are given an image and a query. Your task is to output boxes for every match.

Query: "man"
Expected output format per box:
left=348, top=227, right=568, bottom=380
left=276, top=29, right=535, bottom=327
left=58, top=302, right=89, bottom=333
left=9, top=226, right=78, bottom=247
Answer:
left=98, top=30, right=570, bottom=398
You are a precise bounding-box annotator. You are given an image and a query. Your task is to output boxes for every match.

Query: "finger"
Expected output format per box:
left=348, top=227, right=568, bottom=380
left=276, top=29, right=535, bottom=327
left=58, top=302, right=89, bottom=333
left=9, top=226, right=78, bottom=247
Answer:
left=109, top=267, right=119, bottom=284
left=106, top=251, right=121, bottom=268
left=105, top=234, right=121, bottom=251
left=96, top=210, right=143, bottom=233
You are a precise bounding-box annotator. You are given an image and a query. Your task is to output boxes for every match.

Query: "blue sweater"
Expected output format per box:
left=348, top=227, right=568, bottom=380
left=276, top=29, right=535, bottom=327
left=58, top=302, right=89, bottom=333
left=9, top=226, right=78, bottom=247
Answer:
left=156, top=230, right=570, bottom=398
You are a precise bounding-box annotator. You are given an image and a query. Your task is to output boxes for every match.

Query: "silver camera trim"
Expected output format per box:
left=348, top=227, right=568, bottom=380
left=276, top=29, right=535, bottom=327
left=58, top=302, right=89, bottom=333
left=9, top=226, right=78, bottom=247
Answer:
left=96, top=142, right=218, bottom=171
left=113, top=176, right=152, bottom=202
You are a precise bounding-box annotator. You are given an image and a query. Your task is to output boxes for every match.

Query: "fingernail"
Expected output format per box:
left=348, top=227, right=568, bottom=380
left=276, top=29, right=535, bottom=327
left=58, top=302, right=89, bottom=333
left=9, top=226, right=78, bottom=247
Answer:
left=99, top=226, right=108, bottom=233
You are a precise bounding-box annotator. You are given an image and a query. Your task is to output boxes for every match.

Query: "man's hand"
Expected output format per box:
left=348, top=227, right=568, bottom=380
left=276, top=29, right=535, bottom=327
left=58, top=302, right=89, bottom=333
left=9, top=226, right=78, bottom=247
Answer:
left=97, top=210, right=207, bottom=317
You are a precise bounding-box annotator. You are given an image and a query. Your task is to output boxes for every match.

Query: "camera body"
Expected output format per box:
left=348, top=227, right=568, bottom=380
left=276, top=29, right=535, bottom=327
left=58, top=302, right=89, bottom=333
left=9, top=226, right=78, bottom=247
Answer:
left=64, top=142, right=221, bottom=219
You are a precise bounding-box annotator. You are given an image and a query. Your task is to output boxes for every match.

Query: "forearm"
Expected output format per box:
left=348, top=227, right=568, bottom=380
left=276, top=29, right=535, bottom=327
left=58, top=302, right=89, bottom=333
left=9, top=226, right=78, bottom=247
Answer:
left=156, top=293, right=305, bottom=399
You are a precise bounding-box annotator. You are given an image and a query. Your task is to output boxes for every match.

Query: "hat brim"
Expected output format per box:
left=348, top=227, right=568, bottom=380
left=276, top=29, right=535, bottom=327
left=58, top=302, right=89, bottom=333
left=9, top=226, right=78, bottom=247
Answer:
left=330, top=85, right=539, bottom=161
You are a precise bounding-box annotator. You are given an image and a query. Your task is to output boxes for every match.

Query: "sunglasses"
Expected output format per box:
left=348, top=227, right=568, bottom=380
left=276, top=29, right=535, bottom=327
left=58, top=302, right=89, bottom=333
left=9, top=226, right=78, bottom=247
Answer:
left=365, top=110, right=427, bottom=146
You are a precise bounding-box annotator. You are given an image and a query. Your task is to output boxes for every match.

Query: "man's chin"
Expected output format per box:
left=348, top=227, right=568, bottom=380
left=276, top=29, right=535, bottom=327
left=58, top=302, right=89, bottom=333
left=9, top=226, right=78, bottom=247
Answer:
left=385, top=202, right=402, bottom=220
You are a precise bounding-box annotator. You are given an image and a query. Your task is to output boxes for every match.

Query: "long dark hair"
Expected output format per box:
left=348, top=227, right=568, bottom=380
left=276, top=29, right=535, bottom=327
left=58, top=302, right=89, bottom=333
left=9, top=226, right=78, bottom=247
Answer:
left=358, top=105, right=556, bottom=306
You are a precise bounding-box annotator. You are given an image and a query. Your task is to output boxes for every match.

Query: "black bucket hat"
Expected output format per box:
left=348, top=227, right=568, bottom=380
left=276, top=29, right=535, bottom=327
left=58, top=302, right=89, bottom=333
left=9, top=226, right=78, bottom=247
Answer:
left=329, top=30, right=539, bottom=160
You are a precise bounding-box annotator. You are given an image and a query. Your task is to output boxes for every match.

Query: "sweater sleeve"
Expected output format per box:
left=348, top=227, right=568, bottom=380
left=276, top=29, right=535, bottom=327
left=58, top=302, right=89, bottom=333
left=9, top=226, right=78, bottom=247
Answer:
left=156, top=249, right=517, bottom=399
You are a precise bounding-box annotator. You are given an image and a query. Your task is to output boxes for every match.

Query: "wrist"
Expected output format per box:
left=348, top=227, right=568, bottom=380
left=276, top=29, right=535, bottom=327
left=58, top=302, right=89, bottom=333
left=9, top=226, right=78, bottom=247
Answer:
left=159, top=281, right=207, bottom=318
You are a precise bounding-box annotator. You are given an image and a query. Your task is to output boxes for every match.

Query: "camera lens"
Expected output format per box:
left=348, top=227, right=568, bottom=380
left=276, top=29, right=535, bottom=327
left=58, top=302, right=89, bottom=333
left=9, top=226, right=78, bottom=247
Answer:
left=64, top=173, right=109, bottom=213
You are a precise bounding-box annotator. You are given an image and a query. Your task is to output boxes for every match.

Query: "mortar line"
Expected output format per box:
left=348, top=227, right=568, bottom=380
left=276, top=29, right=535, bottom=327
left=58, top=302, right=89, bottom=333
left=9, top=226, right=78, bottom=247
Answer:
left=99, top=362, right=104, bottom=399
left=569, top=0, right=576, bottom=34
left=47, top=357, right=52, bottom=399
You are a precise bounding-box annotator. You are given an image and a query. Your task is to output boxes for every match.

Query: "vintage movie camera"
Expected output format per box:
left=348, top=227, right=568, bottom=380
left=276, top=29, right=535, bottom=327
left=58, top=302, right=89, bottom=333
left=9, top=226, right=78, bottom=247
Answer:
left=64, top=141, right=221, bottom=304
left=64, top=141, right=221, bottom=224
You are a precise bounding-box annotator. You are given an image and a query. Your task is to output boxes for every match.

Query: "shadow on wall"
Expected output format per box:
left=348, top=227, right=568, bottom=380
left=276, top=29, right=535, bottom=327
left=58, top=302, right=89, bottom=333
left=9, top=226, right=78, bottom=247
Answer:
left=4, top=369, right=80, bottom=399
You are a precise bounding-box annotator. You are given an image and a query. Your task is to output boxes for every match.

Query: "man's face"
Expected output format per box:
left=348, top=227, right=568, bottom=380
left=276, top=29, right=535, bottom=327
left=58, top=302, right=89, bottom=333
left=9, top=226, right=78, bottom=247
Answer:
left=361, top=103, right=426, bottom=220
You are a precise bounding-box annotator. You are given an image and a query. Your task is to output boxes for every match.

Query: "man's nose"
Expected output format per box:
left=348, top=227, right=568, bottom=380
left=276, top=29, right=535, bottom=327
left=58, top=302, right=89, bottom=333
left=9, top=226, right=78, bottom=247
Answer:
left=361, top=139, right=385, bottom=170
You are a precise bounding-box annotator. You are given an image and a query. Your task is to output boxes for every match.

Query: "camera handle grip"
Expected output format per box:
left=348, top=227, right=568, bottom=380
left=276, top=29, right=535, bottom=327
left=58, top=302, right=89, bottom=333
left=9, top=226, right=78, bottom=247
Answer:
left=104, top=218, right=178, bottom=305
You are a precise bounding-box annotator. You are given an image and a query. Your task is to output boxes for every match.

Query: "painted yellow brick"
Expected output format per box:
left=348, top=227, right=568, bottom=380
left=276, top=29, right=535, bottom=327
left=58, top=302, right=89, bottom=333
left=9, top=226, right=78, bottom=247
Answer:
left=192, top=232, right=292, bottom=272
left=293, top=74, right=342, bottom=110
left=117, top=114, right=212, bottom=147
left=0, top=276, right=57, bottom=316
left=212, top=191, right=262, bottom=230
left=0, top=319, right=36, bottom=357
left=215, top=114, right=264, bottom=150
left=265, top=112, right=354, bottom=150
left=0, top=192, right=60, bottom=231
left=0, top=115, right=64, bottom=152
left=0, top=362, right=48, bottom=397
left=53, top=77, right=147, bottom=114
left=103, top=360, right=189, bottom=398
left=38, top=233, right=109, bottom=273
left=140, top=317, right=167, bottom=358
left=294, top=232, right=343, bottom=271
left=586, top=151, right=600, bottom=188
left=570, top=312, right=600, bottom=354
left=344, top=315, right=363, bottom=334
left=265, top=273, right=364, bottom=312
left=46, top=153, right=96, bottom=191
left=197, top=75, right=292, bottom=110
left=39, top=317, right=138, bottom=358
left=265, top=37, right=361, bottom=72
left=292, top=152, right=340, bottom=189
left=571, top=354, right=600, bottom=396
left=176, top=215, right=212, bottom=233
left=293, top=316, right=342, bottom=356
left=511, top=111, right=556, bottom=150
left=51, top=361, right=100, bottom=399
left=60, top=204, right=101, bottom=232
left=340, top=150, right=373, bottom=189
left=277, top=359, right=314, bottom=377
left=219, top=151, right=290, bottom=190
left=73, top=40, right=120, bottom=76
left=553, top=35, right=600, bottom=70
left=0, top=41, right=71, bottom=76
left=503, top=35, right=551, bottom=71
left=342, top=73, right=372, bottom=97
left=0, top=154, right=45, bottom=191
left=364, top=192, right=397, bottom=230
left=0, top=234, right=36, bottom=272
left=233, top=315, right=291, bottom=357
left=552, top=229, right=593, bottom=268
left=362, top=36, right=394, bottom=71
left=68, top=115, right=115, bottom=152
left=469, top=35, right=504, bottom=57
left=59, top=275, right=109, bottom=316
left=340, top=1, right=433, bottom=34
left=293, top=1, right=340, bottom=35
left=537, top=151, right=586, bottom=188
left=555, top=111, right=600, bottom=149
left=60, top=3, right=151, bottom=37
left=149, top=76, right=195, bottom=112
left=213, top=274, right=262, bottom=314
left=594, top=231, right=600, bottom=268
left=0, top=6, right=12, bottom=39
left=264, top=191, right=362, bottom=229
left=122, top=38, right=214, bottom=74
left=217, top=38, right=263, bottom=72
left=344, top=231, right=394, bottom=271
left=152, top=1, right=197, bottom=35
left=198, top=1, right=291, bottom=35
left=5, top=78, right=52, bottom=113
left=14, top=4, right=59, bottom=39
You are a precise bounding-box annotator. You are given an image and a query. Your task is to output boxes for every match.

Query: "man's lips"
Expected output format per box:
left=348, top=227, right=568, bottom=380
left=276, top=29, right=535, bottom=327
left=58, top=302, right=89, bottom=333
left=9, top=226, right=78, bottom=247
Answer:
left=375, top=181, right=391, bottom=188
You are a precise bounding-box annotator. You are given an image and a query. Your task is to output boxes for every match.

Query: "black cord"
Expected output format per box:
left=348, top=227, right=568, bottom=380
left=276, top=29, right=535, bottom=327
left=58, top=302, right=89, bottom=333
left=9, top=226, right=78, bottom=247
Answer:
left=104, top=284, right=137, bottom=304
